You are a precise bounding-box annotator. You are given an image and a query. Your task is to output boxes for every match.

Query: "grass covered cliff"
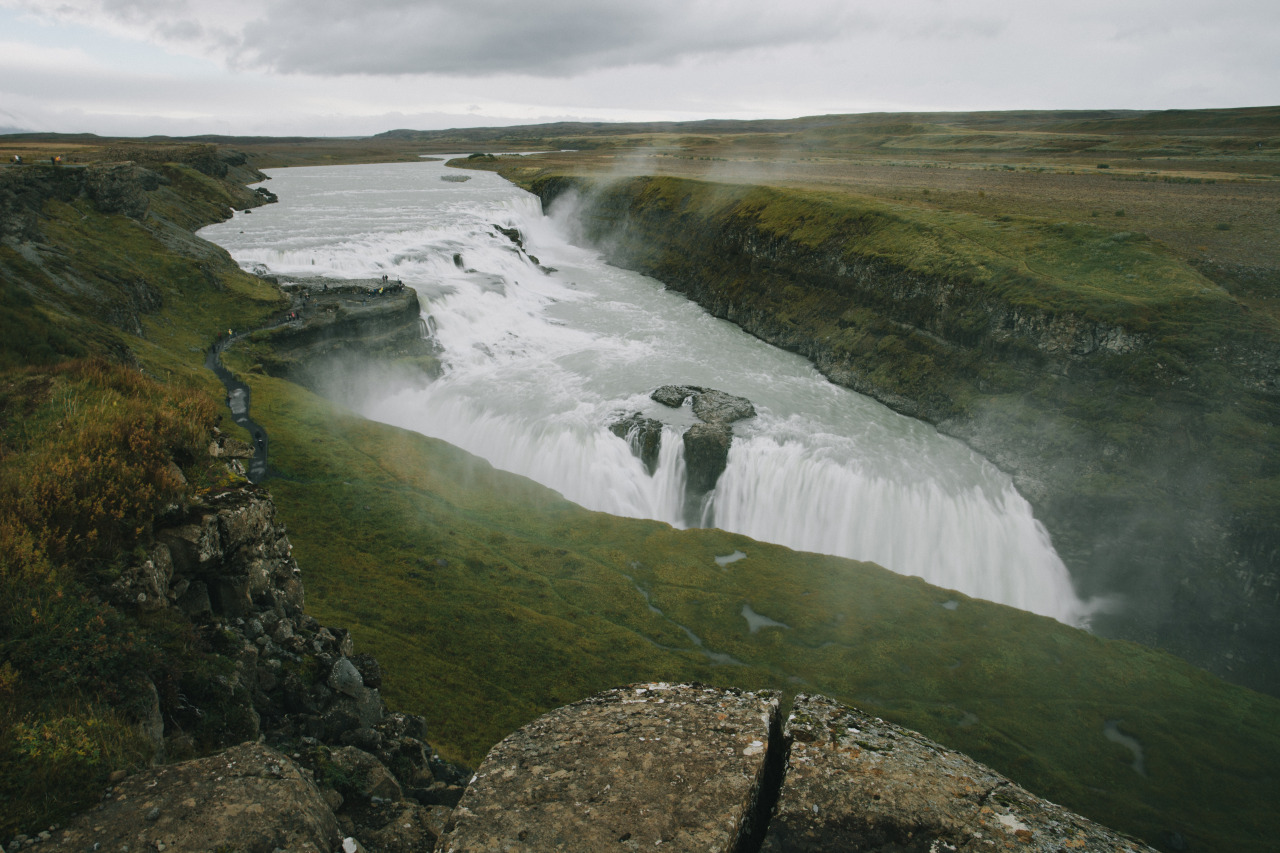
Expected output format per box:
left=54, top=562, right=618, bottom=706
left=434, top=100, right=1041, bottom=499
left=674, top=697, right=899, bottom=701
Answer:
left=477, top=165, right=1280, bottom=701
left=1, top=127, right=1279, bottom=852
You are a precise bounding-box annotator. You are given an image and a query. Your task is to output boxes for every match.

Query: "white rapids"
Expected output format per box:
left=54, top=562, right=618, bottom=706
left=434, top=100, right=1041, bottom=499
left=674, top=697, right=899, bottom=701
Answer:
left=200, top=158, right=1091, bottom=625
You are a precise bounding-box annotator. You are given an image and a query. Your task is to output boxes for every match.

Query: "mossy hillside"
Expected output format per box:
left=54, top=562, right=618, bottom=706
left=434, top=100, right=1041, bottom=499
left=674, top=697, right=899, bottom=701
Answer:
left=501, top=170, right=1280, bottom=693
left=1, top=159, right=285, bottom=400
left=0, top=359, right=255, bottom=835
left=231, top=363, right=1280, bottom=851
left=0, top=153, right=286, bottom=833
left=525, top=173, right=1257, bottom=352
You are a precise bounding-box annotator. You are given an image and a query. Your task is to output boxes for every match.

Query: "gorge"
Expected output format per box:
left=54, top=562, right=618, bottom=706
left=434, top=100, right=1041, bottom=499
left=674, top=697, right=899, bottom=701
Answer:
left=199, top=159, right=1088, bottom=625
left=3, top=123, right=1279, bottom=852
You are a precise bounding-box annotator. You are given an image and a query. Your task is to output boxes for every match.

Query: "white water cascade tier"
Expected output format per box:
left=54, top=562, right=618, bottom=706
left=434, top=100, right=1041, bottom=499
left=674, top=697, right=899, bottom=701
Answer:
left=200, top=159, right=1092, bottom=626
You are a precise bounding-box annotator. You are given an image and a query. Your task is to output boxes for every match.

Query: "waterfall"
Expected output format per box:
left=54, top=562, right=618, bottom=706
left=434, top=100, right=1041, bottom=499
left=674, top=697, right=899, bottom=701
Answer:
left=200, top=159, right=1091, bottom=627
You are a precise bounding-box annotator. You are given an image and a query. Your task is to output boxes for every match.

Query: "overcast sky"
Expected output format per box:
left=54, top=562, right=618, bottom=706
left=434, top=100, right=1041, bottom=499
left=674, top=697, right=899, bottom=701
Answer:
left=1, top=0, right=1276, bottom=137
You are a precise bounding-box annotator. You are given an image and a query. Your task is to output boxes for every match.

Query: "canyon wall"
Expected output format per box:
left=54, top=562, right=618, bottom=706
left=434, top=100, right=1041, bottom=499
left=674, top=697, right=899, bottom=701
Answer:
left=520, top=173, right=1280, bottom=694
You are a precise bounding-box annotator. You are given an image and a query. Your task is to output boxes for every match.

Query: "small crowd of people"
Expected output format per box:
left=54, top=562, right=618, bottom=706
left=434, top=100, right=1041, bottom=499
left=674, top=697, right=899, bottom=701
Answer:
left=378, top=274, right=406, bottom=293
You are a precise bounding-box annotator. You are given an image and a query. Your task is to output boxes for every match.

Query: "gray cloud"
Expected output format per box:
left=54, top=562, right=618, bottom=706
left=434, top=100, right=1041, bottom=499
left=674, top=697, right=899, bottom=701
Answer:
left=1, top=0, right=1276, bottom=137
left=241, top=0, right=885, bottom=77
left=15, top=0, right=872, bottom=77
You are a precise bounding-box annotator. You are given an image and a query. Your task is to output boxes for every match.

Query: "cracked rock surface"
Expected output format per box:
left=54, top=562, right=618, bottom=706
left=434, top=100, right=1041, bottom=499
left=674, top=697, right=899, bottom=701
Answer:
left=436, top=683, right=782, bottom=853
left=763, top=694, right=1156, bottom=852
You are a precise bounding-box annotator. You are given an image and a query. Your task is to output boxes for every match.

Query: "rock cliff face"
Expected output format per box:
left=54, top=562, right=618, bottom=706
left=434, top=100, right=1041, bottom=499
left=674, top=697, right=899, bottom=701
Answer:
left=46, top=430, right=469, bottom=853
left=522, top=174, right=1280, bottom=696
left=251, top=280, right=439, bottom=391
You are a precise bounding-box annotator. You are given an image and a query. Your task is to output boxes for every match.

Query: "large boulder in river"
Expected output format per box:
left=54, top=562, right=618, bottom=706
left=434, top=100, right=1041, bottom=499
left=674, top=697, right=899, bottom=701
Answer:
left=652, top=384, right=703, bottom=408
left=652, top=386, right=756, bottom=525
left=683, top=422, right=734, bottom=525
left=609, top=412, right=664, bottom=475
left=691, top=389, right=756, bottom=424
left=651, top=385, right=755, bottom=425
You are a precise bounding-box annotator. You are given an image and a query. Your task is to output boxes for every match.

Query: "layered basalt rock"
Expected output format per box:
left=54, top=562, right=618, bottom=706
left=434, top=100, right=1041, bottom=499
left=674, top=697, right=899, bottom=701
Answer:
left=252, top=281, right=438, bottom=391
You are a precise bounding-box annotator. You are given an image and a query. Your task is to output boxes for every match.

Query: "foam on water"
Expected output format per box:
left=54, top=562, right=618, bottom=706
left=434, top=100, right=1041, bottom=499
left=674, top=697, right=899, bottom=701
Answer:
left=201, top=159, right=1092, bottom=625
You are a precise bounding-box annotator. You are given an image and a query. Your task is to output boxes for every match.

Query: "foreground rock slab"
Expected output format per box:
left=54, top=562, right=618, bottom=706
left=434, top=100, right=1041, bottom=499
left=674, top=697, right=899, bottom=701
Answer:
left=436, top=683, right=782, bottom=853
left=48, top=742, right=341, bottom=853
left=763, top=694, right=1156, bottom=852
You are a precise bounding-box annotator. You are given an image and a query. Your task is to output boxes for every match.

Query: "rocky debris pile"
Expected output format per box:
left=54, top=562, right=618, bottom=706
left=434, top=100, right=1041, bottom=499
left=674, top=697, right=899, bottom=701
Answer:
left=630, top=385, right=756, bottom=526
left=436, top=683, right=782, bottom=853
left=79, top=435, right=468, bottom=852
left=439, top=685, right=1157, bottom=853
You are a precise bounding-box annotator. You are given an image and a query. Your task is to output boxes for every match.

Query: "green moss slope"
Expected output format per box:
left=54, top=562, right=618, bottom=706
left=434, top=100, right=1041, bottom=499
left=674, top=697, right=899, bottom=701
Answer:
left=236, top=368, right=1280, bottom=852
left=497, top=170, right=1280, bottom=699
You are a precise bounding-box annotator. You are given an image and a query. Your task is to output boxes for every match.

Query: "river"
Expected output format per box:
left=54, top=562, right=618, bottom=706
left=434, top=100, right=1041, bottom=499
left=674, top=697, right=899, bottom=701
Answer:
left=200, top=158, right=1089, bottom=625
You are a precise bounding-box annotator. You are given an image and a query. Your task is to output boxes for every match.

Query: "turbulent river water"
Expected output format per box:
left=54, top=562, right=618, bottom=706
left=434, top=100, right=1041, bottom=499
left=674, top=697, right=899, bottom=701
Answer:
left=201, top=158, right=1089, bottom=625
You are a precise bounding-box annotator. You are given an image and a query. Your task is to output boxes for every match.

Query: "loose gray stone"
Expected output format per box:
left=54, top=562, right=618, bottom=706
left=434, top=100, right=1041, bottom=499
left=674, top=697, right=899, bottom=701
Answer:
left=328, top=657, right=364, bottom=698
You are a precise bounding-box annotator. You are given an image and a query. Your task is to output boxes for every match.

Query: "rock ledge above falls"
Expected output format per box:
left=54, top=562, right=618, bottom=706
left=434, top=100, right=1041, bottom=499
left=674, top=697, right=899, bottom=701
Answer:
left=610, top=385, right=757, bottom=527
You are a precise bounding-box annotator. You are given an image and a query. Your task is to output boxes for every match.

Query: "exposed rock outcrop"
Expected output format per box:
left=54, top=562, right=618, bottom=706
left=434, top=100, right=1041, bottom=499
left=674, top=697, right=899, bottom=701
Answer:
left=48, top=742, right=342, bottom=853
left=90, top=434, right=468, bottom=852
left=608, top=412, right=665, bottom=475
left=766, top=694, right=1154, bottom=852
left=256, top=281, right=434, bottom=379
left=436, top=683, right=782, bottom=853
left=651, top=385, right=756, bottom=525
left=438, top=685, right=1156, bottom=853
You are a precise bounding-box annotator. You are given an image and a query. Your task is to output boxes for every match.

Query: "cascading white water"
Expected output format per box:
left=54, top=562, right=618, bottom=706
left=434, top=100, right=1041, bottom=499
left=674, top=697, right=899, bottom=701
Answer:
left=200, top=158, right=1090, bottom=625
